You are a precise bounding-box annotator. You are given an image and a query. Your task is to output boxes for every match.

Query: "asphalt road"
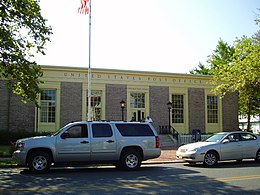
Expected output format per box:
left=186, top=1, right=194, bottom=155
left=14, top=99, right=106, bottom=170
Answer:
left=1, top=160, right=260, bottom=195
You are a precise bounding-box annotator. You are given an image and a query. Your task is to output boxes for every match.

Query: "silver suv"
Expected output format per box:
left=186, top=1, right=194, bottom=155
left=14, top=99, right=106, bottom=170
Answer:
left=13, top=121, right=161, bottom=173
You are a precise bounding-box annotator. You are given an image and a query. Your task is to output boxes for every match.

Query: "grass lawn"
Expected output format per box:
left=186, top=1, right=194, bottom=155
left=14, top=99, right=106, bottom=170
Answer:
left=0, top=158, right=16, bottom=165
left=0, top=145, right=16, bottom=165
left=0, top=145, right=13, bottom=157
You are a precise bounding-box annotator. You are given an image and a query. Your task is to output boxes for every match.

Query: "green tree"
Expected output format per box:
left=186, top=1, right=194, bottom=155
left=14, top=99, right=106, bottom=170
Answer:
left=189, top=39, right=235, bottom=76
left=189, top=62, right=211, bottom=75
left=210, top=36, right=260, bottom=131
left=0, top=0, right=52, bottom=105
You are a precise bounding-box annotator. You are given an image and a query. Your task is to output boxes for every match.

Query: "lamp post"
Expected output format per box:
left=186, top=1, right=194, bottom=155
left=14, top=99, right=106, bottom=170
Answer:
left=167, top=101, right=172, bottom=132
left=120, top=100, right=126, bottom=121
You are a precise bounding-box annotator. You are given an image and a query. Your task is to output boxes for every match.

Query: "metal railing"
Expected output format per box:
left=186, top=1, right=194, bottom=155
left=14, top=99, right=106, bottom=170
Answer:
left=178, top=134, right=212, bottom=145
left=158, top=125, right=212, bottom=146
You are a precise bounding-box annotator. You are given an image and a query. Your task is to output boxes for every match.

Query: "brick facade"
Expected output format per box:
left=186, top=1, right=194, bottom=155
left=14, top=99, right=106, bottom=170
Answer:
left=60, top=82, right=83, bottom=127
left=149, top=86, right=169, bottom=131
left=105, top=84, right=127, bottom=121
left=8, top=94, right=35, bottom=132
left=222, top=92, right=239, bottom=131
left=0, top=67, right=239, bottom=134
left=1, top=81, right=35, bottom=132
left=0, top=81, right=9, bottom=131
left=188, top=88, right=206, bottom=133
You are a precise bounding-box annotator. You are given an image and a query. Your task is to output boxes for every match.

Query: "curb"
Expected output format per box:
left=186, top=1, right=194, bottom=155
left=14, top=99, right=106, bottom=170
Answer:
left=142, top=160, right=184, bottom=165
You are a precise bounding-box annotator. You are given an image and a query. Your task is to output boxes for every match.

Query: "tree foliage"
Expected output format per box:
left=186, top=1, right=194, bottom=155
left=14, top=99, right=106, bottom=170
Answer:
left=190, top=9, right=260, bottom=130
left=0, top=0, right=52, bottom=105
left=189, top=39, right=235, bottom=76
left=189, top=62, right=211, bottom=75
left=210, top=37, right=260, bottom=130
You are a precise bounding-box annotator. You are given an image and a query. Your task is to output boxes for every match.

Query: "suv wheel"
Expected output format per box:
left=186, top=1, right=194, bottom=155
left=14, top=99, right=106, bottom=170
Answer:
left=28, top=151, right=51, bottom=173
left=120, top=150, right=141, bottom=170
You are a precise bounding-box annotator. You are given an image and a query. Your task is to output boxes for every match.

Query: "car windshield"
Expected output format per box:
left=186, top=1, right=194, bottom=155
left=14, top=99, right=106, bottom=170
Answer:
left=52, top=127, right=65, bottom=136
left=206, top=134, right=226, bottom=142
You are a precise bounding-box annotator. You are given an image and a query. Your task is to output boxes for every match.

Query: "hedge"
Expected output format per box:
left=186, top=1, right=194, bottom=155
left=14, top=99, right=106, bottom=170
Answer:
left=0, top=130, right=51, bottom=145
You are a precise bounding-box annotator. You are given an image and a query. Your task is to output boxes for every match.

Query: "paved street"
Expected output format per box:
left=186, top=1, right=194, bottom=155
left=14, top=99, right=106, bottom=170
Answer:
left=1, top=160, right=260, bottom=195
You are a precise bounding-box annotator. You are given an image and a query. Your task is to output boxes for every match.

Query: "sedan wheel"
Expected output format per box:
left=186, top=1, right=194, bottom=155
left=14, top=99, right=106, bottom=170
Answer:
left=204, top=151, right=218, bottom=167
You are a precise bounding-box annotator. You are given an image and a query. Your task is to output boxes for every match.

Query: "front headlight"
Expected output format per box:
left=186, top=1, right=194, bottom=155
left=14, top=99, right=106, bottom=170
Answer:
left=188, top=147, right=199, bottom=152
left=16, top=142, right=25, bottom=150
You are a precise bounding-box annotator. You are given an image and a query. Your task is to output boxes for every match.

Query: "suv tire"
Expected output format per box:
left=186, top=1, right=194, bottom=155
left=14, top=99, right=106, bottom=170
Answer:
left=28, top=151, right=51, bottom=173
left=120, top=150, right=141, bottom=170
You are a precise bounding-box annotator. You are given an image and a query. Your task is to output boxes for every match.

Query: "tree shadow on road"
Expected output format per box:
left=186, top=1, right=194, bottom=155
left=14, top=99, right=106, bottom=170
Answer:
left=0, top=164, right=260, bottom=194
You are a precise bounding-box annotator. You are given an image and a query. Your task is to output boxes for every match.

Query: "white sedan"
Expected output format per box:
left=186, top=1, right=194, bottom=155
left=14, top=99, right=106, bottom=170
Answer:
left=176, top=131, right=260, bottom=166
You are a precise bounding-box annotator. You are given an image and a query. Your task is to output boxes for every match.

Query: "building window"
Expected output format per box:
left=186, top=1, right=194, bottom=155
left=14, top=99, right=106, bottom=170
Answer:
left=40, top=90, right=56, bottom=123
left=87, top=90, right=102, bottom=121
left=172, top=94, right=184, bottom=123
left=207, top=96, right=218, bottom=123
left=130, top=93, right=145, bottom=108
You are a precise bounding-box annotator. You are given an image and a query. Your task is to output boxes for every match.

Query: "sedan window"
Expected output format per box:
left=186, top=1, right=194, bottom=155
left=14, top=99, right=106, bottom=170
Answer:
left=206, top=134, right=226, bottom=142
left=227, top=134, right=241, bottom=142
left=241, top=133, right=257, bottom=141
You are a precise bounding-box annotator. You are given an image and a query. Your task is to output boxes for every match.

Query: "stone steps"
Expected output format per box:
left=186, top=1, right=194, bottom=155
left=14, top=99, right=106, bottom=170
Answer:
left=159, top=134, right=177, bottom=147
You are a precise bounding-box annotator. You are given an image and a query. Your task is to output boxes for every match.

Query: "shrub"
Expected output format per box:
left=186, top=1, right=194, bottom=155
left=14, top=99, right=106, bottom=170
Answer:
left=0, top=130, right=51, bottom=145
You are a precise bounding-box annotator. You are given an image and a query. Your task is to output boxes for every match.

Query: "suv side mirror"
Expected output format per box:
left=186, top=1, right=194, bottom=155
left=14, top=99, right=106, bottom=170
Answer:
left=61, top=132, right=69, bottom=139
left=222, top=139, right=229, bottom=144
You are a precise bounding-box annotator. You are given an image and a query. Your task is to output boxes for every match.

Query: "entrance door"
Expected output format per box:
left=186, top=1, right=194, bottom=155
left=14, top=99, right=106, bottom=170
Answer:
left=130, top=110, right=145, bottom=121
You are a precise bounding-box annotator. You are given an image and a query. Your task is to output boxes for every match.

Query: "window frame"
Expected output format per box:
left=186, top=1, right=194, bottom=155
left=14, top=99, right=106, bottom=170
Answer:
left=172, top=94, right=184, bottom=123
left=207, top=95, right=218, bottom=124
left=40, top=90, right=56, bottom=123
left=130, top=93, right=145, bottom=108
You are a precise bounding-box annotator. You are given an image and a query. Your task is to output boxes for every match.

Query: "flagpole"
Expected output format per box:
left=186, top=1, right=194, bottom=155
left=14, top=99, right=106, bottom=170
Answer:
left=87, top=0, right=92, bottom=121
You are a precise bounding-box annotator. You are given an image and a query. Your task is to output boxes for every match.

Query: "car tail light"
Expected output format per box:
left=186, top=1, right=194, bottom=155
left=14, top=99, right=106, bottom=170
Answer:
left=155, top=136, right=160, bottom=148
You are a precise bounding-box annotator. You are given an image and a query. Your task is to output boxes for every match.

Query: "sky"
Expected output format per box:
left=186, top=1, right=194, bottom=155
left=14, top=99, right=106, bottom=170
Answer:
left=35, top=0, right=259, bottom=74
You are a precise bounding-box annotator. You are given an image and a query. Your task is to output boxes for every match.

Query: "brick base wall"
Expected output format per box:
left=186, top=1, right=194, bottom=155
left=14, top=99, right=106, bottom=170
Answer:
left=222, top=93, right=239, bottom=131
left=188, top=88, right=205, bottom=133
left=60, top=82, right=82, bottom=127
left=149, top=86, right=169, bottom=131
left=9, top=95, right=35, bottom=132
left=0, top=81, right=9, bottom=131
left=106, top=84, right=127, bottom=121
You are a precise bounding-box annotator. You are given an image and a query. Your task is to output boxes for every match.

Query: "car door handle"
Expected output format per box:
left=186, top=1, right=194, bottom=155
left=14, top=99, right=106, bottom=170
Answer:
left=80, top=141, right=89, bottom=144
left=106, top=140, right=115, bottom=143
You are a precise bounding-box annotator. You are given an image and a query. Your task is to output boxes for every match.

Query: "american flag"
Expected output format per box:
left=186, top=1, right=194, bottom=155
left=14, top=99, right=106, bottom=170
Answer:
left=78, top=0, right=89, bottom=14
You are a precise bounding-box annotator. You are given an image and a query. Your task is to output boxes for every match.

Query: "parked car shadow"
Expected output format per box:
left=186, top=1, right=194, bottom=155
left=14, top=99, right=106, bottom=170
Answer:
left=184, top=159, right=260, bottom=169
